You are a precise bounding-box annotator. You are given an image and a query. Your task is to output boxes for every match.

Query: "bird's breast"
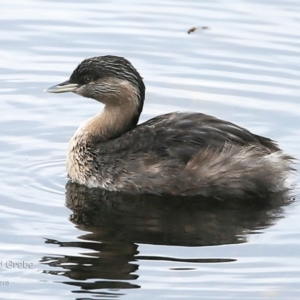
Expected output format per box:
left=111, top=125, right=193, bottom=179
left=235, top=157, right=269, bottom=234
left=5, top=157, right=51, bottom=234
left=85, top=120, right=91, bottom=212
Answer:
left=66, top=132, right=95, bottom=186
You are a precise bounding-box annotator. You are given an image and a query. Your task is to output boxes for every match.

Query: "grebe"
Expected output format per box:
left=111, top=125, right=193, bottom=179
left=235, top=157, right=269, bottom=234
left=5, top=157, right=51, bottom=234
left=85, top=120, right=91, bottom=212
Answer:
left=45, top=55, right=294, bottom=198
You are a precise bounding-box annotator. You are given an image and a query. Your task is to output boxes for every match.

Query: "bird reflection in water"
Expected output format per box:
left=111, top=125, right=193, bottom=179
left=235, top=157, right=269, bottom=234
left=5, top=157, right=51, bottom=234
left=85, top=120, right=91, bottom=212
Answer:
left=41, top=182, right=294, bottom=297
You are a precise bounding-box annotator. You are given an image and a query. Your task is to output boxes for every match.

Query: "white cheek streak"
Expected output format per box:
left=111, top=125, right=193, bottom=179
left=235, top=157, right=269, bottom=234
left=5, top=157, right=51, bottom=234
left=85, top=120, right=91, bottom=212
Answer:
left=75, top=85, right=85, bottom=96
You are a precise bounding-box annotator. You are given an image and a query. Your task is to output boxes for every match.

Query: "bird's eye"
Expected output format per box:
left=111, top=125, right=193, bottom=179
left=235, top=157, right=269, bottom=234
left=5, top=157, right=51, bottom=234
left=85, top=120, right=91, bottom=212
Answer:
left=84, top=75, right=92, bottom=83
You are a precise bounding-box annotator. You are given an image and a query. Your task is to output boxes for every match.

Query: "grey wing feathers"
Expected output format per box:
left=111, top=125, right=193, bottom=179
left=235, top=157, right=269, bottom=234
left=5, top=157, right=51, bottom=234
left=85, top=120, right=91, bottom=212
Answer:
left=98, top=112, right=279, bottom=163
left=93, top=112, right=293, bottom=197
left=147, top=112, right=278, bottom=157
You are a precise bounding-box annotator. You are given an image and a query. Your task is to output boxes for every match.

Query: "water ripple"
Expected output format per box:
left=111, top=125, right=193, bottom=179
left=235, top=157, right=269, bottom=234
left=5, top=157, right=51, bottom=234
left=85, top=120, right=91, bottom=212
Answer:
left=1, top=0, right=300, bottom=299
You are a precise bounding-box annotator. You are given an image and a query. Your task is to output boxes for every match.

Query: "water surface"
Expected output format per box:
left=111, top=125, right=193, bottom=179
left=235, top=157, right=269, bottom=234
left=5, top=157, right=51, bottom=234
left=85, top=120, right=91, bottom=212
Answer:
left=1, top=0, right=300, bottom=299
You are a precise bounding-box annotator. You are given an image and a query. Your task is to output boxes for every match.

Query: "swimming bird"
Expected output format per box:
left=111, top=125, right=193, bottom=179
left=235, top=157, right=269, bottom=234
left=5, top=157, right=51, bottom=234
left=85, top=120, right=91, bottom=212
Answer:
left=45, top=55, right=294, bottom=198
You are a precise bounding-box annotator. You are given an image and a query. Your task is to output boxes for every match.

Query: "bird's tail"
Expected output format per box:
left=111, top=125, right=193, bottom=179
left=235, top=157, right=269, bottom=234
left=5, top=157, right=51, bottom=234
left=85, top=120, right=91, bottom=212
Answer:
left=184, top=144, right=296, bottom=198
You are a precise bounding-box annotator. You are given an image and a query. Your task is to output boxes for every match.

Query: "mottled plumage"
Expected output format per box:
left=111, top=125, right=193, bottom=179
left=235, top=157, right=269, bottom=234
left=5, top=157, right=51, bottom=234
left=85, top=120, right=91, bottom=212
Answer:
left=45, top=55, right=295, bottom=199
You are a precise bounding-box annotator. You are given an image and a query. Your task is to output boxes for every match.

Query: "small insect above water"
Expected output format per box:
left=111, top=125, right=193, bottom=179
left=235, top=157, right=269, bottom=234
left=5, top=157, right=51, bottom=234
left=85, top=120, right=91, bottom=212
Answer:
left=187, top=26, right=210, bottom=34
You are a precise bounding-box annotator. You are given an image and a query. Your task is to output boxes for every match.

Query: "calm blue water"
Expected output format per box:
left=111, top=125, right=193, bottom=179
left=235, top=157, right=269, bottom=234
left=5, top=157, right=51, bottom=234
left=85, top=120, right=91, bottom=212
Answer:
left=1, top=0, right=300, bottom=299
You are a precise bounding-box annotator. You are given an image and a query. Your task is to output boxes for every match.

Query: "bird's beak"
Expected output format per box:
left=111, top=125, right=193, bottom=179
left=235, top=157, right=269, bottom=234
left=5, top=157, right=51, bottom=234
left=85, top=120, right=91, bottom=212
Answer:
left=44, top=80, right=79, bottom=93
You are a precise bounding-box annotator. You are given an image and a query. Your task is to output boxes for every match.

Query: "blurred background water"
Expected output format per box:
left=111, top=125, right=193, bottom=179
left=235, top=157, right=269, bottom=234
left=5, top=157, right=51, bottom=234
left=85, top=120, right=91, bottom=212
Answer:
left=1, top=0, right=300, bottom=299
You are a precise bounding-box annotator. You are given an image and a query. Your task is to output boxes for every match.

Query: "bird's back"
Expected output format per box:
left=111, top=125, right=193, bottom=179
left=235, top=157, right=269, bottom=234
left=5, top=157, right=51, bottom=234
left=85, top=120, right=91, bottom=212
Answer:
left=90, top=112, right=293, bottom=198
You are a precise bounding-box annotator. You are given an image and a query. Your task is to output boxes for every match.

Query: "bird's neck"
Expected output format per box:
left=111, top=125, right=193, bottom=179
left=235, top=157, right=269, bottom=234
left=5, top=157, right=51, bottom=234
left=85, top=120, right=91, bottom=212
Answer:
left=72, top=100, right=140, bottom=145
